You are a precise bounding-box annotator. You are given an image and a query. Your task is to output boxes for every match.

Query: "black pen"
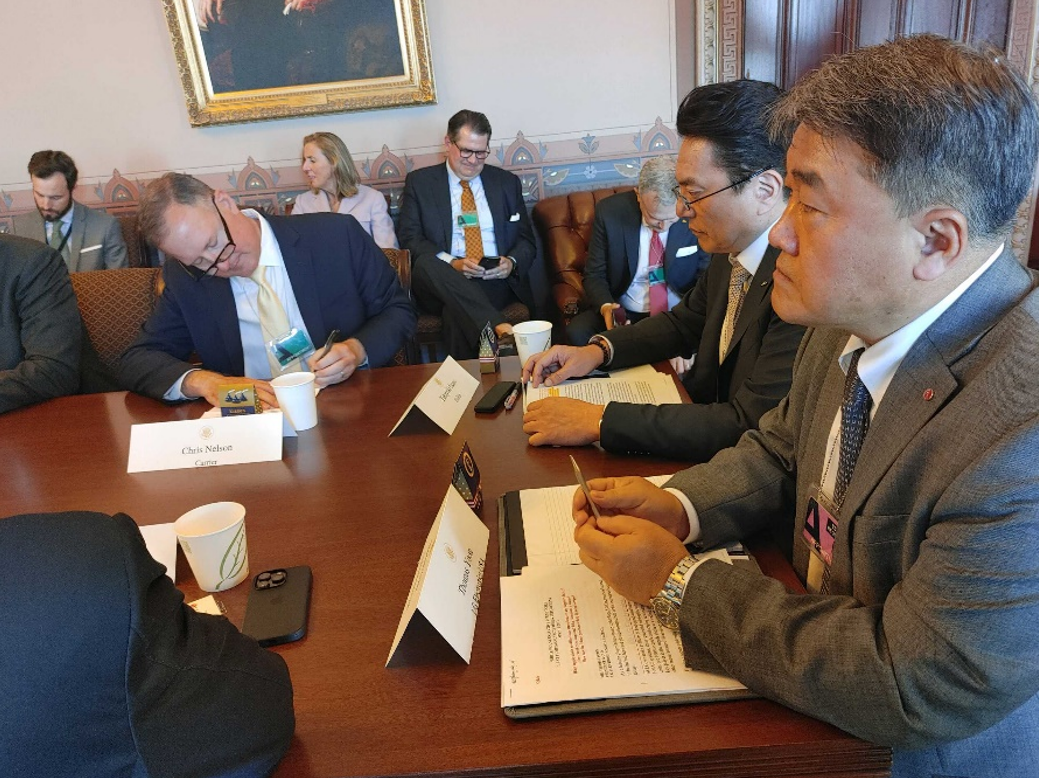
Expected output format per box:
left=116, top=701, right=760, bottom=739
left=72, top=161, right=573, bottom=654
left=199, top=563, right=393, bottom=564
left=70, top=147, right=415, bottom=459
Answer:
left=318, top=329, right=340, bottom=360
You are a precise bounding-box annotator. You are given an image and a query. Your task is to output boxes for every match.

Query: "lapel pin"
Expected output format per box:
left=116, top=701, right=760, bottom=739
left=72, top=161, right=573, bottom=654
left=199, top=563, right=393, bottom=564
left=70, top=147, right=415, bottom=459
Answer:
left=922, top=388, right=935, bottom=401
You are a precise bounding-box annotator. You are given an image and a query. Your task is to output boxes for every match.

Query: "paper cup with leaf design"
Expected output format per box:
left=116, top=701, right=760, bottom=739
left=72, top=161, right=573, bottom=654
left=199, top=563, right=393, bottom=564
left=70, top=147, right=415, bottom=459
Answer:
left=174, top=502, right=249, bottom=592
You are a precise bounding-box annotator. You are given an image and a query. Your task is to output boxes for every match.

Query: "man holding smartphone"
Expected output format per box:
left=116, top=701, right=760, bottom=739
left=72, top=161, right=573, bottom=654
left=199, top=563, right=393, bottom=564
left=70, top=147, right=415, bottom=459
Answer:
left=399, top=109, right=537, bottom=359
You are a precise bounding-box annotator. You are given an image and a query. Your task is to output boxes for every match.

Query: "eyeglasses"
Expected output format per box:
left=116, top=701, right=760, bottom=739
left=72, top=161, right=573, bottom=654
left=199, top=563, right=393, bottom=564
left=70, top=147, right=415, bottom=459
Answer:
left=451, top=140, right=491, bottom=161
left=179, top=196, right=236, bottom=282
left=672, top=168, right=767, bottom=211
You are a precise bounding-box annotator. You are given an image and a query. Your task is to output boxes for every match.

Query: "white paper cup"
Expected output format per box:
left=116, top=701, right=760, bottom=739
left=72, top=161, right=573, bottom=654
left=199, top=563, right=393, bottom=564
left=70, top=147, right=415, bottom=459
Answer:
left=271, top=371, right=318, bottom=431
left=174, top=502, right=249, bottom=592
left=513, top=320, right=553, bottom=366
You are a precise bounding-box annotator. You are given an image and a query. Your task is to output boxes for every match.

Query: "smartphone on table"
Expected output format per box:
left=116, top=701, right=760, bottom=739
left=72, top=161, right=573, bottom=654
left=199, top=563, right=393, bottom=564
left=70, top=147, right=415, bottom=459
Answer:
left=242, top=566, right=312, bottom=647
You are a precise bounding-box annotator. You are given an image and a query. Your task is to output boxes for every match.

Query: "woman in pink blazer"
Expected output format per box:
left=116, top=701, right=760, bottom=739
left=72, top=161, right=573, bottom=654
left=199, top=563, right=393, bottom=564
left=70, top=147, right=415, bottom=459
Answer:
left=293, top=132, right=399, bottom=249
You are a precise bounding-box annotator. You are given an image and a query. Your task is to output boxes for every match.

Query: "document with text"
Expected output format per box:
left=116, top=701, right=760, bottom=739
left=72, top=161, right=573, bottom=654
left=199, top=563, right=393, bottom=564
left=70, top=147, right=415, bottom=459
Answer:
left=519, top=475, right=672, bottom=567
left=522, top=366, right=681, bottom=411
left=500, top=562, right=747, bottom=714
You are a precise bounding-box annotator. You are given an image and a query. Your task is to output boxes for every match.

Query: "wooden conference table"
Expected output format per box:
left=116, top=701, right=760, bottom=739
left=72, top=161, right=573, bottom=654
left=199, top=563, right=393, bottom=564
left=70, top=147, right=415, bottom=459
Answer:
left=0, top=358, right=891, bottom=778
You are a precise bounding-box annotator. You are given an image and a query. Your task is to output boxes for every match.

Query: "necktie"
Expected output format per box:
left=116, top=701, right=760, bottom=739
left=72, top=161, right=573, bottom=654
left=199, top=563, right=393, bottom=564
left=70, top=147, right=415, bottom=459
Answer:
left=459, top=180, right=485, bottom=259
left=48, top=222, right=65, bottom=257
left=718, top=259, right=751, bottom=361
left=834, top=348, right=871, bottom=510
left=250, top=265, right=300, bottom=376
left=821, top=348, right=871, bottom=594
left=647, top=232, right=667, bottom=315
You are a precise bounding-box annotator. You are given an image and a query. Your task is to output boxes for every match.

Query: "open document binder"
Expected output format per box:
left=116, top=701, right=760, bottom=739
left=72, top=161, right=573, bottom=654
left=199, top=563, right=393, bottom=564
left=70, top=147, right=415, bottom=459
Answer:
left=497, top=479, right=758, bottom=719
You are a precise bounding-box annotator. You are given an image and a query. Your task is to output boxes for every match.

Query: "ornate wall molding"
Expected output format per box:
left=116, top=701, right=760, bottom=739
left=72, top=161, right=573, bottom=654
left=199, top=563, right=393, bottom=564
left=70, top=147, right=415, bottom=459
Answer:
left=1007, top=0, right=1039, bottom=261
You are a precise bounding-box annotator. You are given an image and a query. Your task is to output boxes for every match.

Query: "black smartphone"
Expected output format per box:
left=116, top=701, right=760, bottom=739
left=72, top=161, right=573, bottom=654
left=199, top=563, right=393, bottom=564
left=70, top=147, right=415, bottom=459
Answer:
left=611, top=307, right=628, bottom=326
left=475, top=381, right=518, bottom=414
left=479, top=256, right=500, bottom=270
left=242, top=566, right=312, bottom=647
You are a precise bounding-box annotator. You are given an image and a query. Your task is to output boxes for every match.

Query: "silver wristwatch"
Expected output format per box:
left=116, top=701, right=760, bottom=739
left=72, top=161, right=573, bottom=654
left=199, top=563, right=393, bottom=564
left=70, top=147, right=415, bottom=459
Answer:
left=650, top=555, right=695, bottom=630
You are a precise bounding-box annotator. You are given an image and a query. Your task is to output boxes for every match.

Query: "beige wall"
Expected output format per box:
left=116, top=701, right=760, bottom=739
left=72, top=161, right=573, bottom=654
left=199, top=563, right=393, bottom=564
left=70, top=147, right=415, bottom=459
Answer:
left=1, top=0, right=680, bottom=189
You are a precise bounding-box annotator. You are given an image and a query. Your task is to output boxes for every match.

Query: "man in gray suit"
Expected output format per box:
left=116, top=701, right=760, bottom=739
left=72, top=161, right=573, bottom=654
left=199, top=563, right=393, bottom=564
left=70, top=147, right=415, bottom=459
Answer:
left=12, top=150, right=128, bottom=272
left=572, top=36, right=1039, bottom=777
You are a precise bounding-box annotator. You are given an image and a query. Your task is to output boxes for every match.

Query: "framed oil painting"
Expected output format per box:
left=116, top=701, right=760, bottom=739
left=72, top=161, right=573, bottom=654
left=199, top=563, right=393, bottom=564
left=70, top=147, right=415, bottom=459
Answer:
left=161, top=0, right=436, bottom=126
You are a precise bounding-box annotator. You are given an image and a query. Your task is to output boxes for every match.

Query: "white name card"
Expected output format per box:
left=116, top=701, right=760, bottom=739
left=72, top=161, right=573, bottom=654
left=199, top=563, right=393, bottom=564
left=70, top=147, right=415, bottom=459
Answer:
left=389, top=356, right=479, bottom=436
left=386, top=486, right=490, bottom=665
left=127, top=412, right=284, bottom=473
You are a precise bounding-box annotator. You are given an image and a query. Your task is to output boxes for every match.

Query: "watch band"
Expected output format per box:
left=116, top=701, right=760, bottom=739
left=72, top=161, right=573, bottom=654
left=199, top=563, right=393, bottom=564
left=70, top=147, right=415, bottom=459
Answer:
left=651, top=555, right=695, bottom=630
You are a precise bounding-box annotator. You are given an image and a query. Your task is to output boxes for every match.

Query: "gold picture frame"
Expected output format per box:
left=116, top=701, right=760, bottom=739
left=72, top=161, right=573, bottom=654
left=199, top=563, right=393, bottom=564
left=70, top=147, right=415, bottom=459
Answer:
left=161, top=0, right=436, bottom=127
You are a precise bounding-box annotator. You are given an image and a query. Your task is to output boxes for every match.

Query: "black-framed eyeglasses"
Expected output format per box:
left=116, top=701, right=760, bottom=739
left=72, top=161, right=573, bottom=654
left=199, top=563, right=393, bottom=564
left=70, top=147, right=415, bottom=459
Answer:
left=179, top=196, right=236, bottom=282
left=672, top=168, right=767, bottom=211
left=451, top=140, right=491, bottom=161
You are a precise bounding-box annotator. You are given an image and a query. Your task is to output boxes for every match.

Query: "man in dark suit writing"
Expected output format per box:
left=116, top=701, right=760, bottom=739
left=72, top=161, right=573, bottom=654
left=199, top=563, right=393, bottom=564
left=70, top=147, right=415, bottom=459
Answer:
left=565, top=154, right=709, bottom=346
left=523, top=81, right=805, bottom=462
left=398, top=109, right=536, bottom=359
left=571, top=36, right=1039, bottom=776
left=119, top=173, right=415, bottom=406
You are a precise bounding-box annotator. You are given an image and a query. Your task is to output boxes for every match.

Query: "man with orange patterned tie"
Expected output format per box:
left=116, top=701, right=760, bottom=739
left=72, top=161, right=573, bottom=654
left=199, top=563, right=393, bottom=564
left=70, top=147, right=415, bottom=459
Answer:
left=399, top=109, right=536, bottom=359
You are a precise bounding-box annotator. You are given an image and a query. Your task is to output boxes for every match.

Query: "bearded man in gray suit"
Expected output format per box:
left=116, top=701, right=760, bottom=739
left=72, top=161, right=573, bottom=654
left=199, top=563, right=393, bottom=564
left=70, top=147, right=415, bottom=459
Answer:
left=12, top=150, right=128, bottom=273
left=572, top=35, right=1039, bottom=777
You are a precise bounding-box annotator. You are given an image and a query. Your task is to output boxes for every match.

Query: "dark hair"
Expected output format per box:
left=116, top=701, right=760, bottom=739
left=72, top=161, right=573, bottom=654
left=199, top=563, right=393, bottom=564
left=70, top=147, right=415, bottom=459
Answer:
left=770, top=34, right=1039, bottom=241
left=28, top=150, right=78, bottom=191
left=676, top=80, right=788, bottom=191
left=447, top=109, right=492, bottom=142
left=137, top=173, right=214, bottom=246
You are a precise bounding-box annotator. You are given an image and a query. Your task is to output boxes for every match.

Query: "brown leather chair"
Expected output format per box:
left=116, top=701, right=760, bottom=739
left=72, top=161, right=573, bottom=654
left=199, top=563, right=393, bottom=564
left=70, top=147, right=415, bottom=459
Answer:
left=380, top=247, right=419, bottom=365
left=70, top=267, right=162, bottom=393
left=532, top=186, right=634, bottom=324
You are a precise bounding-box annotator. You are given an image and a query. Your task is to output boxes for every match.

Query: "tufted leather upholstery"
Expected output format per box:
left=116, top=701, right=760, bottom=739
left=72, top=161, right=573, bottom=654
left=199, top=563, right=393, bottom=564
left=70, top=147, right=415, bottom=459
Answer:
left=532, top=186, right=634, bottom=323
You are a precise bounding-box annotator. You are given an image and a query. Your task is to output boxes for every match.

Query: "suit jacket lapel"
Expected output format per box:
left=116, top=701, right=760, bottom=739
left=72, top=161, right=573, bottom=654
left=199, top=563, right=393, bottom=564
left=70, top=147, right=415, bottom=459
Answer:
left=624, top=220, right=641, bottom=278
left=481, top=168, right=507, bottom=253
left=434, top=164, right=454, bottom=252
left=724, top=244, right=778, bottom=361
left=268, top=217, right=323, bottom=345
left=68, top=202, right=88, bottom=272
left=840, top=249, right=1032, bottom=518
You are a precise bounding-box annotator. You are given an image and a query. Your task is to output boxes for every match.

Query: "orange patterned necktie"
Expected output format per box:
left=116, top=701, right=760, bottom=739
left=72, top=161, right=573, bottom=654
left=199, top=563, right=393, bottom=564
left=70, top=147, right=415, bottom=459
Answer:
left=460, top=180, right=485, bottom=259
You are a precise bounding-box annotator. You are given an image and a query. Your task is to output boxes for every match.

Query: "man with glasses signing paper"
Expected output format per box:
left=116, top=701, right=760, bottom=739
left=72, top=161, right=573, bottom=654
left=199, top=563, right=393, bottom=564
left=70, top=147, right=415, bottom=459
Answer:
left=399, top=109, right=536, bottom=359
left=119, top=173, right=415, bottom=406
left=522, top=81, right=804, bottom=462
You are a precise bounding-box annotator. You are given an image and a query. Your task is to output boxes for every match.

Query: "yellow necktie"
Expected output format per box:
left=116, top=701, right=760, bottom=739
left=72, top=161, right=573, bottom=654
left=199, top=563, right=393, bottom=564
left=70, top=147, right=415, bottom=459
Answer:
left=250, top=265, right=300, bottom=376
left=718, top=259, right=751, bottom=361
left=460, top=180, right=485, bottom=259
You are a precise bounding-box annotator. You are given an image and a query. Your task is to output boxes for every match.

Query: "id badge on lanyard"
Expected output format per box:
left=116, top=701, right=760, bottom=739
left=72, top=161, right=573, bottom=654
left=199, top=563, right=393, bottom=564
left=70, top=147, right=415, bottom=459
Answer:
left=802, top=484, right=839, bottom=592
left=267, top=327, right=312, bottom=371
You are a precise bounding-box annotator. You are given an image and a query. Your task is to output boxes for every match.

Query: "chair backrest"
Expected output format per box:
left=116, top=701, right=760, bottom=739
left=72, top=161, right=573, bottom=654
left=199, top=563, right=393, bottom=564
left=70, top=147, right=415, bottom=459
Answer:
left=532, top=186, right=634, bottom=319
left=70, top=267, right=160, bottom=374
left=380, top=247, right=417, bottom=365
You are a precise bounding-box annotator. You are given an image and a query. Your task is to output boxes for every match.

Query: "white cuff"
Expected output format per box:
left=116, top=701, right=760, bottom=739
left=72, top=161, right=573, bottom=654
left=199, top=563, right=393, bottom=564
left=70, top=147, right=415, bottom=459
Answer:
left=665, top=487, right=702, bottom=545
left=436, top=251, right=455, bottom=263
left=164, top=369, right=200, bottom=402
